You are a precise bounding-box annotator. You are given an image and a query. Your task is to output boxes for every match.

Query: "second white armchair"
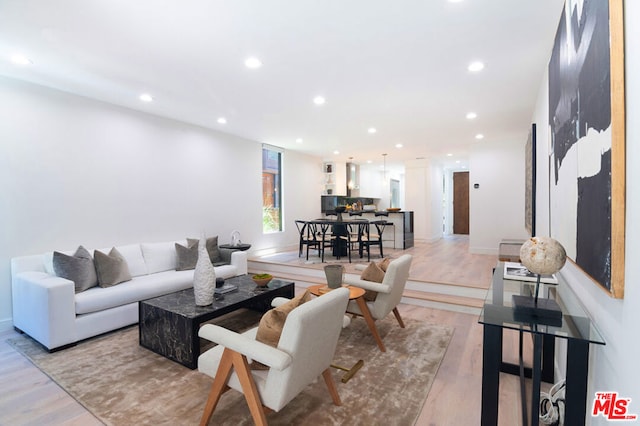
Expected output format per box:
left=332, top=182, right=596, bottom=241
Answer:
left=343, top=254, right=413, bottom=351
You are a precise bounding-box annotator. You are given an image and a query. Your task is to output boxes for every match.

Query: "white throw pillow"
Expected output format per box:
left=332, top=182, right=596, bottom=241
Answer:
left=110, top=244, right=147, bottom=277
left=141, top=241, right=182, bottom=274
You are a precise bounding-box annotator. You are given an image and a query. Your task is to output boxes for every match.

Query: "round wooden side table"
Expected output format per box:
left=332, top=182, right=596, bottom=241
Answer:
left=308, top=283, right=364, bottom=300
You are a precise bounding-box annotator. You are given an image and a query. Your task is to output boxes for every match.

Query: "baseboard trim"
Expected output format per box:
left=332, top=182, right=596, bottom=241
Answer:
left=0, top=318, right=14, bottom=332
left=469, top=247, right=498, bottom=255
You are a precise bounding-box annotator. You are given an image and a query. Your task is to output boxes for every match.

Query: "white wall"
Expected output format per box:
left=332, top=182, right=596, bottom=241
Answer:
left=469, top=140, right=530, bottom=254
left=405, top=158, right=443, bottom=242
left=358, top=165, right=380, bottom=199
left=0, top=76, right=322, bottom=329
left=531, top=2, right=640, bottom=422
left=428, top=163, right=444, bottom=239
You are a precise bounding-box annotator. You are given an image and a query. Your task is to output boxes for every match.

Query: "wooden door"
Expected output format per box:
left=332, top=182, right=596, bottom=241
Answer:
left=453, top=172, right=469, bottom=235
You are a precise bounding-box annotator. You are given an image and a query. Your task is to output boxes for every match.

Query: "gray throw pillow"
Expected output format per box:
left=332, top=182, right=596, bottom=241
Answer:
left=94, top=247, right=132, bottom=287
left=53, top=245, right=98, bottom=293
left=175, top=241, right=198, bottom=271
left=187, top=236, right=220, bottom=263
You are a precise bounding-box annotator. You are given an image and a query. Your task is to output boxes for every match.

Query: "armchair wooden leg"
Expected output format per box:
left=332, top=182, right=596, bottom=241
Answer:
left=355, top=296, right=386, bottom=352
left=200, top=348, right=234, bottom=426
left=322, top=368, right=342, bottom=406
left=230, top=350, right=269, bottom=426
left=392, top=307, right=405, bottom=328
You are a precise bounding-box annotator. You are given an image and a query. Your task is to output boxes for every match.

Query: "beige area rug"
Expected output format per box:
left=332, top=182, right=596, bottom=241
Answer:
left=9, top=311, right=453, bottom=426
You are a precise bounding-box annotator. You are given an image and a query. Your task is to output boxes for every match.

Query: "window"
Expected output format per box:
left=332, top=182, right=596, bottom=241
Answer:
left=262, top=145, right=283, bottom=233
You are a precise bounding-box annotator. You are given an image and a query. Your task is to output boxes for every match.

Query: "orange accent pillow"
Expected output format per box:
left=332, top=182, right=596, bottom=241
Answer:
left=360, top=262, right=385, bottom=301
left=378, top=257, right=391, bottom=272
left=252, top=290, right=312, bottom=369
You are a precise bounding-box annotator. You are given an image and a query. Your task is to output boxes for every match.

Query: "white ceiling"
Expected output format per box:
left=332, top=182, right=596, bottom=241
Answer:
left=0, top=0, right=564, bottom=170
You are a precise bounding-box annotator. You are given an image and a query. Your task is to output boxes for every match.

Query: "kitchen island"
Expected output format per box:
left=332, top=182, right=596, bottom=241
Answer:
left=359, top=211, right=414, bottom=249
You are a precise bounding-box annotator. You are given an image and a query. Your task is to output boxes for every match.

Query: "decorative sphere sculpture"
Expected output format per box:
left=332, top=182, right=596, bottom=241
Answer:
left=519, top=237, right=567, bottom=275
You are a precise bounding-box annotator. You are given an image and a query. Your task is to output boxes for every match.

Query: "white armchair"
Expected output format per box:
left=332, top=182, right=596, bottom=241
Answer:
left=343, top=254, right=413, bottom=351
left=197, top=287, right=350, bottom=425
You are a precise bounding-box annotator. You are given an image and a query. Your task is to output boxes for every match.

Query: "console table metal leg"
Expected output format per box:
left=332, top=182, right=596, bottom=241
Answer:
left=541, top=334, right=555, bottom=383
left=565, top=339, right=590, bottom=425
left=531, top=333, right=543, bottom=426
left=518, top=330, right=528, bottom=426
left=481, top=324, right=502, bottom=426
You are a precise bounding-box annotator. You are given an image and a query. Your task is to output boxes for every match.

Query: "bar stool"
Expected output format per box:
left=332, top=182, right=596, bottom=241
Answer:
left=375, top=211, right=395, bottom=249
left=357, top=221, right=386, bottom=261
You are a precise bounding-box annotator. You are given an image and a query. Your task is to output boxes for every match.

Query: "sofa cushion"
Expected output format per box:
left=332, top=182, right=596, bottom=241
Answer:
left=175, top=241, right=198, bottom=271
left=187, top=236, right=220, bottom=263
left=94, top=248, right=132, bottom=287
left=53, top=246, right=98, bottom=293
left=75, top=270, right=194, bottom=315
left=111, top=244, right=147, bottom=277
left=141, top=241, right=182, bottom=274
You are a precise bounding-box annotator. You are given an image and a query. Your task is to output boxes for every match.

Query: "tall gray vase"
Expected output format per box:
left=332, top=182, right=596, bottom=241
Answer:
left=324, top=265, right=344, bottom=289
left=193, top=237, right=216, bottom=306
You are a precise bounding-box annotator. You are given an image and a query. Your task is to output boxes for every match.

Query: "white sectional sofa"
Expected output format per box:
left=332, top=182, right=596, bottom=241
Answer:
left=11, top=240, right=248, bottom=351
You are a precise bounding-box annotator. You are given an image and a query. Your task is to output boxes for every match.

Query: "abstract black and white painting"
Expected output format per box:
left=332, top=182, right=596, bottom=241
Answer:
left=548, top=0, right=625, bottom=297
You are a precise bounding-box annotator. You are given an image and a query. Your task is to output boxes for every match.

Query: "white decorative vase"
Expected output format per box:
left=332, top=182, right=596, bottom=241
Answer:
left=193, top=238, right=216, bottom=306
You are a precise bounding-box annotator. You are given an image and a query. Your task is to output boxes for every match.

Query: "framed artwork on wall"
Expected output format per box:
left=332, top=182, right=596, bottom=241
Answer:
left=525, top=123, right=536, bottom=237
left=548, top=0, right=625, bottom=298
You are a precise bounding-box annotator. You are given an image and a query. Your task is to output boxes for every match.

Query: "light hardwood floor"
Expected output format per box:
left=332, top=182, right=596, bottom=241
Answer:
left=0, top=235, right=530, bottom=425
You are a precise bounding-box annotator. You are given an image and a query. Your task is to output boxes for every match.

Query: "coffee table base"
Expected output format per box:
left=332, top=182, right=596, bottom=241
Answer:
left=139, top=276, right=294, bottom=369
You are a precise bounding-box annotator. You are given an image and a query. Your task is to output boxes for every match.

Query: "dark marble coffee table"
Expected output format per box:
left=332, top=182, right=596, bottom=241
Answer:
left=139, top=275, right=294, bottom=369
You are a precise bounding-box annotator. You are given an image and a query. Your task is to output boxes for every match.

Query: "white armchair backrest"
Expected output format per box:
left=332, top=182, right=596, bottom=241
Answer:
left=263, top=287, right=349, bottom=411
left=371, top=254, right=413, bottom=319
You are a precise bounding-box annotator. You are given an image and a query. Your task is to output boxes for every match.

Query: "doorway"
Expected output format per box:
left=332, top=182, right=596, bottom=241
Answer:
left=453, top=171, right=469, bottom=234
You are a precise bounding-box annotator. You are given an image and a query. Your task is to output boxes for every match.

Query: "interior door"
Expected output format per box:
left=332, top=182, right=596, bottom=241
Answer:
left=453, top=171, right=470, bottom=235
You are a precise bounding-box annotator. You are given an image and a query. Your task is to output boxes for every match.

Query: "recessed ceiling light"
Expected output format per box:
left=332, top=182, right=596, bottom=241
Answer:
left=466, top=112, right=477, bottom=119
left=447, top=153, right=453, bottom=157
left=475, top=133, right=484, bottom=140
left=217, top=117, right=227, bottom=124
left=368, top=127, right=377, bottom=134
left=395, top=144, right=403, bottom=148
left=296, top=138, right=303, bottom=144
left=139, top=93, right=153, bottom=102
left=244, top=57, right=262, bottom=69
left=468, top=61, right=485, bottom=72
left=333, top=150, right=340, bottom=155
left=313, top=96, right=326, bottom=105
left=456, top=160, right=461, bottom=163
left=367, top=160, right=373, bottom=164
left=11, top=54, right=32, bottom=65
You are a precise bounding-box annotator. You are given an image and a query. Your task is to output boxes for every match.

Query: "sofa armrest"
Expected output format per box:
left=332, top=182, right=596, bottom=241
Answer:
left=11, top=271, right=77, bottom=350
left=199, top=324, right=292, bottom=370
left=229, top=250, right=248, bottom=275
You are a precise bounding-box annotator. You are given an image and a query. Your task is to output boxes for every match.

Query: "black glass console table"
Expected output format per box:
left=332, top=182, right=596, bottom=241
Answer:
left=479, top=263, right=605, bottom=426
